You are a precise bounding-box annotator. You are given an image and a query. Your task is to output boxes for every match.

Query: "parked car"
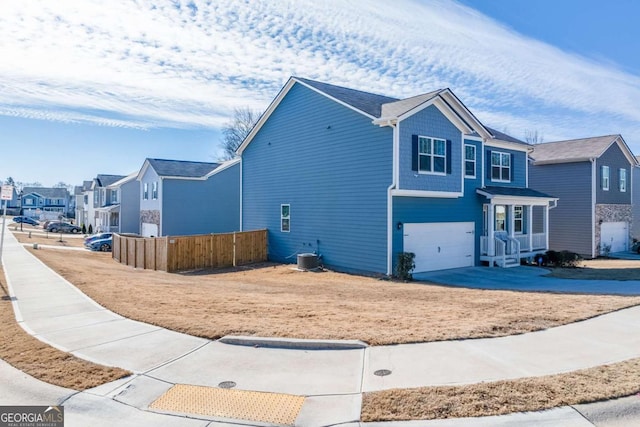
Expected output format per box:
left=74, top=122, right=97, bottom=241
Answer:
left=47, top=222, right=81, bottom=233
left=84, top=233, right=113, bottom=246
left=87, top=236, right=112, bottom=252
left=632, top=241, right=640, bottom=254
left=12, top=216, right=39, bottom=226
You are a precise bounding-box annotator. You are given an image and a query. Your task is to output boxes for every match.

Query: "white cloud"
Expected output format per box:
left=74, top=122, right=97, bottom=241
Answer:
left=1, top=0, right=639, bottom=147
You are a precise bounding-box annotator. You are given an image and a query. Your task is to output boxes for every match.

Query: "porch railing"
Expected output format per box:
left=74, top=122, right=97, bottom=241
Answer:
left=481, top=233, right=545, bottom=256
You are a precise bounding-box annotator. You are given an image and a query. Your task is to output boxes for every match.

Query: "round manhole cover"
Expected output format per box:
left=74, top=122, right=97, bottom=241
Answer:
left=374, top=369, right=392, bottom=377
left=218, top=381, right=237, bottom=389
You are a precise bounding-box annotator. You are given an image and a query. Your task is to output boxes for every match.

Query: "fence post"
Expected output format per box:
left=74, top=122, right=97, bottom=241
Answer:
left=233, top=232, right=237, bottom=267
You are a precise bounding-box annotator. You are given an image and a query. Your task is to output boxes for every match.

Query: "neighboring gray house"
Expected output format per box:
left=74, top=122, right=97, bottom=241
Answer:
left=137, top=158, right=240, bottom=237
left=76, top=180, right=92, bottom=228
left=633, top=155, right=640, bottom=241
left=530, top=135, right=638, bottom=257
left=100, top=173, right=140, bottom=234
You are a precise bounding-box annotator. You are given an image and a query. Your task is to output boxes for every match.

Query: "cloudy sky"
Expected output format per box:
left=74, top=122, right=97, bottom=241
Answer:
left=2, top=0, right=639, bottom=186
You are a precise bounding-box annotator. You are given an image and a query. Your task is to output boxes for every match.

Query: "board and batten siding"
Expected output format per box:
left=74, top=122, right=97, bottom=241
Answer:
left=242, top=82, right=393, bottom=274
left=161, top=163, right=240, bottom=236
left=393, top=138, right=484, bottom=269
left=595, top=143, right=632, bottom=205
left=398, top=105, right=463, bottom=193
left=529, top=161, right=593, bottom=257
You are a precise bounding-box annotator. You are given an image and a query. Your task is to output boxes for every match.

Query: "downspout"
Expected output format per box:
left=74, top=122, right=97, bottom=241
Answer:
left=386, top=120, right=399, bottom=276
left=159, top=177, right=163, bottom=237
left=239, top=157, right=243, bottom=232
left=591, top=158, right=597, bottom=258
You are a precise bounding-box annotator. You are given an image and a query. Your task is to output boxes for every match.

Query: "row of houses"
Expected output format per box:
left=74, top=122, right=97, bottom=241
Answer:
left=73, top=76, right=639, bottom=275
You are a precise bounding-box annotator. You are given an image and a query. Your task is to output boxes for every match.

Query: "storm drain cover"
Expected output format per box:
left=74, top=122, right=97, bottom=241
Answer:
left=374, top=369, right=392, bottom=377
left=218, top=381, right=236, bottom=389
left=150, top=384, right=305, bottom=425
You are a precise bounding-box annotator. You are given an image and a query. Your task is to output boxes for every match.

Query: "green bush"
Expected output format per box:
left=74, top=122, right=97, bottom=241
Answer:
left=81, top=223, right=86, bottom=234
left=545, top=250, right=582, bottom=268
left=395, top=252, right=416, bottom=281
left=88, top=224, right=93, bottom=234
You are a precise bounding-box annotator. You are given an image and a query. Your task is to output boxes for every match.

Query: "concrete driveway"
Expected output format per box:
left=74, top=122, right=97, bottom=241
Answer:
left=414, top=264, right=640, bottom=295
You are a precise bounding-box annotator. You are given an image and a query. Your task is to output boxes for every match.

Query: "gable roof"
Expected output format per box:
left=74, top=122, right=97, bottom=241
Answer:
left=107, top=172, right=138, bottom=188
left=294, top=77, right=398, bottom=118
left=22, top=187, right=68, bottom=199
left=145, top=158, right=220, bottom=178
left=95, top=174, right=127, bottom=187
left=530, top=134, right=638, bottom=166
left=238, top=76, right=525, bottom=154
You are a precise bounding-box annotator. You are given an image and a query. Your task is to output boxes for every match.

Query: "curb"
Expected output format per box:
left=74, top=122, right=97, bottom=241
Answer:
left=218, top=335, right=368, bottom=350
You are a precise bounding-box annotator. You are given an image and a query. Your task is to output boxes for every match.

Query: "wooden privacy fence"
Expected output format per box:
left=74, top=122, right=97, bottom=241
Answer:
left=112, top=229, right=267, bottom=272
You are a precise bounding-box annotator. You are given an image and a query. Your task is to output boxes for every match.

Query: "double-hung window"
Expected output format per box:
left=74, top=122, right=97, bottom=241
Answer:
left=152, top=182, right=158, bottom=200
left=418, top=136, right=446, bottom=174
left=601, top=166, right=610, bottom=191
left=143, top=183, right=149, bottom=200
left=491, top=151, right=511, bottom=182
left=514, top=206, right=523, bottom=233
left=619, top=168, right=627, bottom=192
left=281, top=204, right=290, bottom=232
left=464, top=144, right=476, bottom=178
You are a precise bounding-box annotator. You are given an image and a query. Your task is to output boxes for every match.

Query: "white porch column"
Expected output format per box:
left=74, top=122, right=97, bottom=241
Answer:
left=508, top=205, right=515, bottom=238
left=488, top=203, right=495, bottom=257
left=527, top=205, right=533, bottom=252
left=544, top=204, right=549, bottom=249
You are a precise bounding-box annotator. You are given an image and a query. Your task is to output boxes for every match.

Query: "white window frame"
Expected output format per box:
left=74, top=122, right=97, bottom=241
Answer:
left=514, top=205, right=523, bottom=234
left=280, top=204, right=290, bottom=232
left=602, top=166, right=610, bottom=191
left=143, top=183, right=149, bottom=200
left=491, top=151, right=511, bottom=183
left=464, top=144, right=476, bottom=178
left=418, top=136, right=447, bottom=175
left=25, top=198, right=33, bottom=206
left=619, top=168, right=626, bottom=192
left=111, top=190, right=118, bottom=204
left=152, top=182, right=158, bottom=200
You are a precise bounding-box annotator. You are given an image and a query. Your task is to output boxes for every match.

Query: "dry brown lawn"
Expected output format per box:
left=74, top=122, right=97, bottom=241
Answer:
left=0, top=265, right=130, bottom=390
left=13, top=231, right=86, bottom=248
left=546, top=258, right=640, bottom=281
left=362, top=358, right=640, bottom=421
left=26, top=247, right=640, bottom=345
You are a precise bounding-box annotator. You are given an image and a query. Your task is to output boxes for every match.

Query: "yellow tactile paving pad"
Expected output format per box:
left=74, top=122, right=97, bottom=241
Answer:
left=149, top=384, right=305, bottom=425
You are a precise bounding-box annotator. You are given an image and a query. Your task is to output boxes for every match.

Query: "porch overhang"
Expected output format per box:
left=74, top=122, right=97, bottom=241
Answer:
left=95, top=204, right=120, bottom=213
left=476, top=186, right=558, bottom=206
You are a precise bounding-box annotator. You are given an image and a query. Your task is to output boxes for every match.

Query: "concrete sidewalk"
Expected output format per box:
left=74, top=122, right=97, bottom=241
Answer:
left=2, top=227, right=640, bottom=426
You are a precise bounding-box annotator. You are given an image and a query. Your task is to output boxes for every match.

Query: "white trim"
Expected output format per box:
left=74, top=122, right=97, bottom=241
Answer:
left=476, top=190, right=558, bottom=206
left=239, top=158, right=243, bottom=232
left=391, top=189, right=463, bottom=198
left=481, top=138, right=485, bottom=188
left=438, top=90, right=492, bottom=139
left=158, top=177, right=163, bottom=237
left=417, top=135, right=447, bottom=174
left=463, top=134, right=483, bottom=142
left=602, top=165, right=610, bottom=191
left=280, top=204, right=291, bottom=233
left=387, top=122, right=400, bottom=276
left=600, top=136, right=639, bottom=167
left=204, top=157, right=241, bottom=178
left=619, top=168, right=627, bottom=192
left=485, top=139, right=530, bottom=152
left=489, top=150, right=512, bottom=183
left=108, top=172, right=138, bottom=189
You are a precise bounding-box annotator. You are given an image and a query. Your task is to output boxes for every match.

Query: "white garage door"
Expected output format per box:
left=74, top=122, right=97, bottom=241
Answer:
left=141, top=222, right=159, bottom=238
left=600, top=222, right=628, bottom=254
left=403, top=222, right=475, bottom=273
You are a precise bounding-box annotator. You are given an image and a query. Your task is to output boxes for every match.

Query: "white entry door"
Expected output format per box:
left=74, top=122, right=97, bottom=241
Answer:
left=403, top=222, right=475, bottom=272
left=600, top=222, right=628, bottom=253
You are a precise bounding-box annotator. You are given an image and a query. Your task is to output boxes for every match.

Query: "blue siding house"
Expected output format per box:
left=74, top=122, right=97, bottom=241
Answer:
left=21, top=187, right=71, bottom=220
left=137, top=158, right=240, bottom=237
left=239, top=77, right=557, bottom=274
left=529, top=135, right=638, bottom=257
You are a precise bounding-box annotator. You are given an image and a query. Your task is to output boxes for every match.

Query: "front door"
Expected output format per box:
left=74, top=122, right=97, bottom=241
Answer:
left=495, top=205, right=506, bottom=232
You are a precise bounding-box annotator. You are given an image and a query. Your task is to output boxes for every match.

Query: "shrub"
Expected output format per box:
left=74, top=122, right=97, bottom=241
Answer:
left=81, top=223, right=86, bottom=234
left=395, top=252, right=416, bottom=281
left=88, top=224, right=93, bottom=234
left=545, top=249, right=582, bottom=268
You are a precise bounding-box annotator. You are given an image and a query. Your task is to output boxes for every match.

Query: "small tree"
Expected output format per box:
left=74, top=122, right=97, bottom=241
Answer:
left=81, top=223, right=86, bottom=234
left=88, top=224, right=93, bottom=234
left=395, top=252, right=416, bottom=281
left=524, top=129, right=544, bottom=144
left=220, top=107, right=261, bottom=160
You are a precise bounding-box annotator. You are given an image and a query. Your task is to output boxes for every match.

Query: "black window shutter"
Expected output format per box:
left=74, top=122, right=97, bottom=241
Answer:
left=509, top=153, right=514, bottom=181
left=446, top=140, right=452, bottom=174
left=412, top=135, right=419, bottom=171
left=486, top=150, right=492, bottom=180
